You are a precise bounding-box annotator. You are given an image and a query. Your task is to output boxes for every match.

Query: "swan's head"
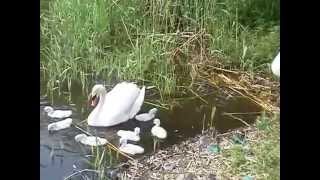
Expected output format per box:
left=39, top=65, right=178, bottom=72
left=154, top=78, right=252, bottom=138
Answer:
left=153, top=118, right=161, bottom=126
left=149, top=108, right=158, bottom=115
left=75, top=134, right=87, bottom=142
left=134, top=127, right=140, bottom=135
left=44, top=106, right=54, bottom=113
left=89, top=84, right=107, bottom=107
left=119, top=137, right=127, bottom=146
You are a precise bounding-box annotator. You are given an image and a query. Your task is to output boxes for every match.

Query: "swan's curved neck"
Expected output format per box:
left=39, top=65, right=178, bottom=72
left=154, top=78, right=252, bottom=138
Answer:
left=96, top=93, right=106, bottom=110
left=89, top=93, right=106, bottom=120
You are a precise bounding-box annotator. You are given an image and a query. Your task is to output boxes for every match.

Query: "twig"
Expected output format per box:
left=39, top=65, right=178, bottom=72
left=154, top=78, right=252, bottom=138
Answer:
left=222, top=112, right=265, bottom=115
left=187, top=88, right=208, bottom=104
left=77, top=119, right=87, bottom=125
left=64, top=169, right=100, bottom=180
left=144, top=101, right=170, bottom=110
left=222, top=113, right=251, bottom=127
left=228, top=86, right=274, bottom=112
left=146, top=86, right=156, bottom=89
left=206, top=65, right=240, bottom=74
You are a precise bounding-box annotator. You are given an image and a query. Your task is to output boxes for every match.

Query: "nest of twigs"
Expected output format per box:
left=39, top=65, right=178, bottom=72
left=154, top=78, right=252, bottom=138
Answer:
left=120, top=126, right=264, bottom=180
left=194, top=62, right=280, bottom=113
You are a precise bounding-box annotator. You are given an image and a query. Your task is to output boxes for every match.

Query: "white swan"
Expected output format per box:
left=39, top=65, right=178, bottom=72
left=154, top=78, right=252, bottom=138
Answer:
left=117, top=127, right=140, bottom=142
left=118, top=138, right=144, bottom=155
left=87, top=82, right=146, bottom=127
left=135, top=108, right=158, bottom=121
left=271, top=52, right=280, bottom=77
left=48, top=118, right=72, bottom=131
left=44, top=106, right=72, bottom=119
left=74, top=133, right=107, bottom=146
left=151, top=118, right=167, bottom=139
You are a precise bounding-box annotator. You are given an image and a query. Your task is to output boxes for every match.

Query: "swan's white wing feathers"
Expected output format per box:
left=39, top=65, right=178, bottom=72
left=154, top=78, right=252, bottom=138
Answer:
left=128, top=86, right=145, bottom=119
left=92, top=83, right=140, bottom=126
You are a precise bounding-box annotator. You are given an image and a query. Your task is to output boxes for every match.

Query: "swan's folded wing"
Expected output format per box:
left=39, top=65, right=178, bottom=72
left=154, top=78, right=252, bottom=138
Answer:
left=129, top=86, right=145, bottom=119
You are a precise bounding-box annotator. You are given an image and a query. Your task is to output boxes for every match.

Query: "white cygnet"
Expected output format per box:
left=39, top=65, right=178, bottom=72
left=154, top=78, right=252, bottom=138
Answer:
left=118, top=138, right=144, bottom=155
left=48, top=118, right=73, bottom=131
left=44, top=106, right=72, bottom=119
left=151, top=118, right=167, bottom=139
left=117, top=127, right=140, bottom=142
left=75, top=133, right=107, bottom=146
left=135, top=108, right=158, bottom=121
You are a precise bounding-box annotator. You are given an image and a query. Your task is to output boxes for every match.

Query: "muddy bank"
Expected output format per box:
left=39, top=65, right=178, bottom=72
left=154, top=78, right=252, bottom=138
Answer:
left=118, top=127, right=252, bottom=179
left=119, top=112, right=279, bottom=180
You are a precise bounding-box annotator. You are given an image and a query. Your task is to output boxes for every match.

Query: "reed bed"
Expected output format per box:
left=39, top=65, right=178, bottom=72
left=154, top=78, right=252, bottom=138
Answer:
left=41, top=0, right=279, bottom=97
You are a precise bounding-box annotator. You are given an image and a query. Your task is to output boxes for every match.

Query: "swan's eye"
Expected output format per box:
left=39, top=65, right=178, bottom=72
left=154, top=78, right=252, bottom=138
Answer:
left=89, top=95, right=99, bottom=107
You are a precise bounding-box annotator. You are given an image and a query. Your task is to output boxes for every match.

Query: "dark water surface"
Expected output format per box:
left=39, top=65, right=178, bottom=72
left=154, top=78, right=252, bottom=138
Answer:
left=40, top=79, right=261, bottom=180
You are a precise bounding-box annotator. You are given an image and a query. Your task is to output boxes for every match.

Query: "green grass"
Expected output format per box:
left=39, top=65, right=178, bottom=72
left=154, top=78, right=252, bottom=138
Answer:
left=40, top=0, right=279, bottom=96
left=223, top=113, right=280, bottom=179
left=85, top=146, right=119, bottom=180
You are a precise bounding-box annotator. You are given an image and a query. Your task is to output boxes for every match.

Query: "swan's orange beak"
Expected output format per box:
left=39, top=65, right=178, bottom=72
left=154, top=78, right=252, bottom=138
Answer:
left=88, top=94, right=99, bottom=107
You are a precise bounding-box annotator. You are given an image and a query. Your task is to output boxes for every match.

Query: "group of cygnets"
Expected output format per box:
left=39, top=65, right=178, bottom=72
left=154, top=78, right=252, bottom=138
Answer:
left=44, top=105, right=167, bottom=155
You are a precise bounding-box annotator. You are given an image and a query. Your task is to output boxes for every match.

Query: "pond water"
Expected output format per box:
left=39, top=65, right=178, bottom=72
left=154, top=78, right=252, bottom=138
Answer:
left=40, top=79, right=261, bottom=180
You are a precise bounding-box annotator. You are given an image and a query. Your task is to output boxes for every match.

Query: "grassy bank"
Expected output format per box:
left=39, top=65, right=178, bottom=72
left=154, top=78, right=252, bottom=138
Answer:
left=40, top=0, right=279, bottom=96
left=222, top=113, right=280, bottom=179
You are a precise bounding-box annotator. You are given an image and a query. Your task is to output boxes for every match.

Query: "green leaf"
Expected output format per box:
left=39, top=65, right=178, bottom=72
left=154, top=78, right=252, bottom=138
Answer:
left=208, top=144, right=221, bottom=154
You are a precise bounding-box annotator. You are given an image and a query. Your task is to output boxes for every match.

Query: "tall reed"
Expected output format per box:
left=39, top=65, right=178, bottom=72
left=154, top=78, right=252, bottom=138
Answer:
left=41, top=0, right=280, bottom=95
